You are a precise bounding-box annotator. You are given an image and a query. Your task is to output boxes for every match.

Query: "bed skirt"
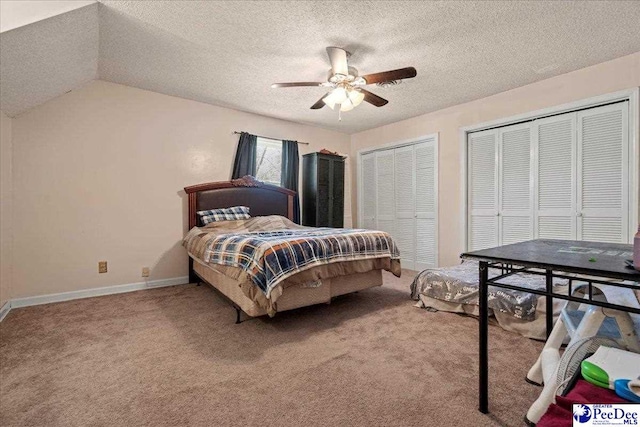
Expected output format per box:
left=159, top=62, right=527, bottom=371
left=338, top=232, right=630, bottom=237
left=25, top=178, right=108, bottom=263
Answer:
left=193, top=259, right=383, bottom=318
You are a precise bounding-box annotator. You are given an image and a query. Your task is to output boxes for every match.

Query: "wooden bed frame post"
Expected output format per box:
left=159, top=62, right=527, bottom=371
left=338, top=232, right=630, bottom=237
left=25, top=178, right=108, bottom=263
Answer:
left=187, top=192, right=198, bottom=284
left=187, top=192, right=198, bottom=230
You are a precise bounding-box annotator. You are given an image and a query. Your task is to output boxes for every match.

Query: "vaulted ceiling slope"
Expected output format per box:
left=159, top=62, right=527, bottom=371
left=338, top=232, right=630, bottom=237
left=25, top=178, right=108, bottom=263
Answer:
left=0, top=1, right=96, bottom=32
left=1, top=1, right=640, bottom=133
left=0, top=3, right=98, bottom=118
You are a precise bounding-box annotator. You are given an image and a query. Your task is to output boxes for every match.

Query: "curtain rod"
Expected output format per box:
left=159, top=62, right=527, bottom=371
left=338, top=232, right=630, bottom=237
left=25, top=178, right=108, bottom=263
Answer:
left=233, top=131, right=310, bottom=145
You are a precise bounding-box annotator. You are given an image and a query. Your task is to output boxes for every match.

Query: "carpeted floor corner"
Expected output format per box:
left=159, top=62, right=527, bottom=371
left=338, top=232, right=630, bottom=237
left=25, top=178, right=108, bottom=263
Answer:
left=1, top=271, right=543, bottom=426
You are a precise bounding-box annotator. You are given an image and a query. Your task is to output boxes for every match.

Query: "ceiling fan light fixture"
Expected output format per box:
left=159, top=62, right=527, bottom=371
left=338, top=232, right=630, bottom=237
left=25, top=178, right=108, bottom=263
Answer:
left=348, top=89, right=365, bottom=107
left=333, top=87, right=349, bottom=104
left=272, top=46, right=415, bottom=116
left=323, top=97, right=336, bottom=110
left=340, top=99, right=354, bottom=112
left=323, top=87, right=348, bottom=109
left=322, top=92, right=337, bottom=110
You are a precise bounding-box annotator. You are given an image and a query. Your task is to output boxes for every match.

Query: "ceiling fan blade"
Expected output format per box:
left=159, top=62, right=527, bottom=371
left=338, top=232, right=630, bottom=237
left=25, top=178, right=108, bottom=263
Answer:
left=310, top=94, right=329, bottom=109
left=326, top=47, right=349, bottom=76
left=271, top=82, right=325, bottom=88
left=361, top=67, right=417, bottom=85
left=361, top=89, right=388, bottom=107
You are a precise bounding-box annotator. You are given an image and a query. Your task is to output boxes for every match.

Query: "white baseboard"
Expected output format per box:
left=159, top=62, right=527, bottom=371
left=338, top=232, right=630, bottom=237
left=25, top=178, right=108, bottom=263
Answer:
left=0, top=300, right=10, bottom=322
left=8, top=276, right=190, bottom=311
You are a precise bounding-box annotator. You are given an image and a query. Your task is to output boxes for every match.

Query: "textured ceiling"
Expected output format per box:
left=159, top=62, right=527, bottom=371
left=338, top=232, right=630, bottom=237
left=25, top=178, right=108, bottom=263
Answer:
left=2, top=1, right=640, bottom=134
left=0, top=3, right=98, bottom=118
left=0, top=1, right=96, bottom=33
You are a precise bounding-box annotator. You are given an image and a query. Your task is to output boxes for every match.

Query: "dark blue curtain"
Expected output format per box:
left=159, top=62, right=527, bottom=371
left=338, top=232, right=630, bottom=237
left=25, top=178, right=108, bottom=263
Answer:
left=231, top=132, right=257, bottom=178
left=281, top=140, right=300, bottom=223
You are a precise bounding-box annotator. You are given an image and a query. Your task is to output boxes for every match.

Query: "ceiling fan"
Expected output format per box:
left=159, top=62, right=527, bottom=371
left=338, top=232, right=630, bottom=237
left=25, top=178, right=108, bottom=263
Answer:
left=271, top=47, right=417, bottom=115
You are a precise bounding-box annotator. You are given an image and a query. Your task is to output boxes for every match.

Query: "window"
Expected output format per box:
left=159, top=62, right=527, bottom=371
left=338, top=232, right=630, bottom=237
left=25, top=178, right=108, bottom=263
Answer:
left=255, top=137, right=282, bottom=186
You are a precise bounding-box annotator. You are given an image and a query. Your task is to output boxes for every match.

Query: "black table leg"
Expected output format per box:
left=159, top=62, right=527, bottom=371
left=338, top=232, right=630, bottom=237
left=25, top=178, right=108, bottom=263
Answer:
left=545, top=269, right=553, bottom=339
left=479, top=261, right=489, bottom=414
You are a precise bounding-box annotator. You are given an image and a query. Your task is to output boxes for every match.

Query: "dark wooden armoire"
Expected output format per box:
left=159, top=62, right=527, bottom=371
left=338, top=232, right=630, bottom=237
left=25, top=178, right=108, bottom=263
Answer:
left=302, top=152, right=345, bottom=227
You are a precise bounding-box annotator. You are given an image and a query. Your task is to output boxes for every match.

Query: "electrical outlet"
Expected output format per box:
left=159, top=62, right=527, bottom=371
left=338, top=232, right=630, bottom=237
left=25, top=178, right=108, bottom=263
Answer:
left=142, top=267, right=150, bottom=278
left=98, top=261, right=108, bottom=274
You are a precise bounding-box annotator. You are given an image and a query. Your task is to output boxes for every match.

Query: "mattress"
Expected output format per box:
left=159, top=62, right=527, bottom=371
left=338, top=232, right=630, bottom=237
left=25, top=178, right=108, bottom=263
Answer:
left=411, top=260, right=640, bottom=340
left=410, top=260, right=567, bottom=320
left=184, top=215, right=400, bottom=298
left=411, top=260, right=569, bottom=339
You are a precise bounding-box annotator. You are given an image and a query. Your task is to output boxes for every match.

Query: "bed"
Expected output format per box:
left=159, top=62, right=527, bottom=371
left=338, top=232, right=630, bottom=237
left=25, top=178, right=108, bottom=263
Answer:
left=183, top=176, right=401, bottom=322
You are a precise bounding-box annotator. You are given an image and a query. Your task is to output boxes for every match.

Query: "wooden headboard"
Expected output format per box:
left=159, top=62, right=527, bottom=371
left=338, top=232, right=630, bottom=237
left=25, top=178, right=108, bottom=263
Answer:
left=183, top=176, right=295, bottom=283
left=184, top=176, right=296, bottom=229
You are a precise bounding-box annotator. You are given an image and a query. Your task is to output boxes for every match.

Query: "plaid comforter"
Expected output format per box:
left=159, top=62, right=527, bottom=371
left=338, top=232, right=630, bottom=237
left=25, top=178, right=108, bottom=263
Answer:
left=185, top=217, right=399, bottom=298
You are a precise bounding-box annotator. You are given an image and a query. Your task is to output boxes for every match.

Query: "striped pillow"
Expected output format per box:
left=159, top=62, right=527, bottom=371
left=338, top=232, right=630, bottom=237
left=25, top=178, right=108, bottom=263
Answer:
left=197, top=206, right=250, bottom=225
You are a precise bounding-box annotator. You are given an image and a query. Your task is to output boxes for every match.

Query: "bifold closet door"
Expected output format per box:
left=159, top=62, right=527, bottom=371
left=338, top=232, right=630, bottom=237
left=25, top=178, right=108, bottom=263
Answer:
left=499, top=124, right=533, bottom=245
left=360, top=138, right=438, bottom=270
left=394, top=145, right=416, bottom=270
left=360, top=152, right=377, bottom=229
left=577, top=102, right=629, bottom=243
left=534, top=113, right=577, bottom=240
left=469, top=100, right=631, bottom=250
left=414, top=140, right=437, bottom=271
left=375, top=150, right=396, bottom=237
left=468, top=129, right=498, bottom=251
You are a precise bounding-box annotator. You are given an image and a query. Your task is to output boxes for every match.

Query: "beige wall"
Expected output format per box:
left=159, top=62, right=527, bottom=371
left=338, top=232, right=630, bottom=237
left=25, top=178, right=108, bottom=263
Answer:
left=6, top=52, right=640, bottom=301
left=351, top=52, right=640, bottom=268
left=10, top=80, right=350, bottom=299
left=1, top=111, right=12, bottom=307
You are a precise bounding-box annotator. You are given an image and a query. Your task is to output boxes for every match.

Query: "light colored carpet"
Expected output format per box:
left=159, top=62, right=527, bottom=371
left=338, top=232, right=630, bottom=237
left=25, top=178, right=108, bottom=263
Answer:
left=1, top=270, right=544, bottom=426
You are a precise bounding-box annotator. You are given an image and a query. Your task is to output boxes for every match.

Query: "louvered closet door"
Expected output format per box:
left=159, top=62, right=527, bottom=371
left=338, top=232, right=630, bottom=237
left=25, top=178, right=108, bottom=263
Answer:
left=394, top=145, right=416, bottom=270
left=360, top=153, right=377, bottom=229
left=376, top=150, right=396, bottom=237
left=415, top=140, right=437, bottom=271
left=499, top=124, right=533, bottom=245
left=534, top=113, right=577, bottom=240
left=577, top=103, right=629, bottom=243
left=468, top=129, right=498, bottom=250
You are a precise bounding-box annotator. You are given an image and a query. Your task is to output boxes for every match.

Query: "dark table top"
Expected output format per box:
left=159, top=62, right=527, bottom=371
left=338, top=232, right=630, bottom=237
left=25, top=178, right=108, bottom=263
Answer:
left=462, top=239, right=640, bottom=282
